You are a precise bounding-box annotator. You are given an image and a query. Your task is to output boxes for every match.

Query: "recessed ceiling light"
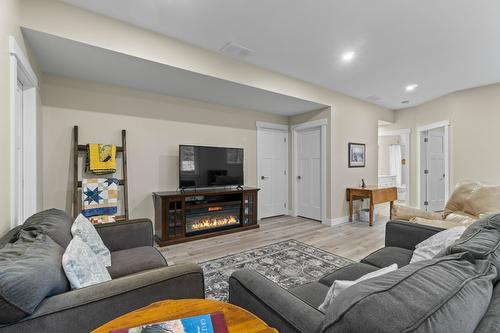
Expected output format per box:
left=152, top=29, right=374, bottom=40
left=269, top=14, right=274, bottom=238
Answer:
left=405, top=84, right=418, bottom=92
left=342, top=51, right=355, bottom=62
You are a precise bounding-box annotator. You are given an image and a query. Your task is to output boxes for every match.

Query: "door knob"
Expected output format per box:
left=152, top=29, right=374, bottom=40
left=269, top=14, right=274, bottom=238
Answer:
left=261, top=176, right=269, bottom=180
left=297, top=176, right=302, bottom=180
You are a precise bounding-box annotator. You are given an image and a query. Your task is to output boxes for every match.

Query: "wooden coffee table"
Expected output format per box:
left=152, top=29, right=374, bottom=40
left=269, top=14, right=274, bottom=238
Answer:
left=92, top=299, right=278, bottom=333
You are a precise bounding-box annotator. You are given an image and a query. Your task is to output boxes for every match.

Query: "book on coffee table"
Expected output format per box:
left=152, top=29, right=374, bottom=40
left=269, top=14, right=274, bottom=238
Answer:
left=109, top=312, right=229, bottom=333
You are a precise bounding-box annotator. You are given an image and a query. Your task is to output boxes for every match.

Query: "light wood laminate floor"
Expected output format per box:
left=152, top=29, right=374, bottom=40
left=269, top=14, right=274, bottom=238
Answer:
left=160, top=215, right=389, bottom=265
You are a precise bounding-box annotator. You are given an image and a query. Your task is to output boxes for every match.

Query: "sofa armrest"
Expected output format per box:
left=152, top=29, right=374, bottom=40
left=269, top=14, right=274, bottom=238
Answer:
left=229, top=269, right=324, bottom=333
left=385, top=220, right=445, bottom=250
left=1, top=264, right=204, bottom=333
left=95, top=218, right=153, bottom=251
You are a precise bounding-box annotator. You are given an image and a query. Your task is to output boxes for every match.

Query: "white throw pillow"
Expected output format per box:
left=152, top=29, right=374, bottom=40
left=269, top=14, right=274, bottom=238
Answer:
left=62, top=236, right=111, bottom=289
left=410, top=226, right=466, bottom=264
left=318, top=263, right=398, bottom=312
left=71, top=214, right=111, bottom=267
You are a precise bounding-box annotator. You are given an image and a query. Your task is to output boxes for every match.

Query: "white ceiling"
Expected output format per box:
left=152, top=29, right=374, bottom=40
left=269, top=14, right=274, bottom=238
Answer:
left=61, top=0, right=500, bottom=109
left=23, top=28, right=326, bottom=116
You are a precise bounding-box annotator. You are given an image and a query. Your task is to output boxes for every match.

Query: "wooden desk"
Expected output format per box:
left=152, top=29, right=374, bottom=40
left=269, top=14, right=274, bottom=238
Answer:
left=92, top=299, right=278, bottom=333
left=346, top=186, right=397, bottom=226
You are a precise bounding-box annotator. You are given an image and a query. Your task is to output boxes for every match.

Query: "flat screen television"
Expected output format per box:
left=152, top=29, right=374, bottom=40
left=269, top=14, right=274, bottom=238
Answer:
left=179, top=145, right=244, bottom=189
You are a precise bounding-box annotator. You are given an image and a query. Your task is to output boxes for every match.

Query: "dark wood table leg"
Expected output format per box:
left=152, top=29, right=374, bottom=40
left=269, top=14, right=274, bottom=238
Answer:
left=389, top=201, right=394, bottom=220
left=348, top=192, right=353, bottom=222
left=369, top=201, right=374, bottom=227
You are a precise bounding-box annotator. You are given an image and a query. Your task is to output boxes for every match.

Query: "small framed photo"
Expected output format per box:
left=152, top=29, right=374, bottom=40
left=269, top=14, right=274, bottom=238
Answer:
left=348, top=143, right=365, bottom=168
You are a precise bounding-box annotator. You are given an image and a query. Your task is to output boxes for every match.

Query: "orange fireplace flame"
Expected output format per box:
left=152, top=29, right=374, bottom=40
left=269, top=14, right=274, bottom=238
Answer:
left=191, top=215, right=239, bottom=231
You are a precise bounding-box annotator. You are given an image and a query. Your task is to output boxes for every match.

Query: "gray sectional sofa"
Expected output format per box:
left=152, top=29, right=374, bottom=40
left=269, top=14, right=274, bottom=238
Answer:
left=230, top=217, right=500, bottom=333
left=0, top=209, right=204, bottom=333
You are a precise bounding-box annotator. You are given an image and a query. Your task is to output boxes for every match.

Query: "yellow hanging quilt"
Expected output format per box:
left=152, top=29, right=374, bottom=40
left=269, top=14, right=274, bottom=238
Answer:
left=86, top=144, right=117, bottom=175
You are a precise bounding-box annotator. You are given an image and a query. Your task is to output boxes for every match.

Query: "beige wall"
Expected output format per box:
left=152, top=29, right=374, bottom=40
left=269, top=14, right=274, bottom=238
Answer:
left=386, top=82, right=500, bottom=207
left=22, top=0, right=394, bottom=221
left=331, top=97, right=391, bottom=219
left=41, top=75, right=288, bottom=221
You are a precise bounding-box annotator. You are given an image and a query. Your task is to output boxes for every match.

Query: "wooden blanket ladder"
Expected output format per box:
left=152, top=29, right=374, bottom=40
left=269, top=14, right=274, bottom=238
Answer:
left=72, top=125, right=129, bottom=221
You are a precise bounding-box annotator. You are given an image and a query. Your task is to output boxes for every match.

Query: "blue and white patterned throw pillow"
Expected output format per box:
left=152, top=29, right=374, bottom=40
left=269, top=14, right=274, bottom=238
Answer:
left=62, top=236, right=111, bottom=289
left=71, top=214, right=111, bottom=267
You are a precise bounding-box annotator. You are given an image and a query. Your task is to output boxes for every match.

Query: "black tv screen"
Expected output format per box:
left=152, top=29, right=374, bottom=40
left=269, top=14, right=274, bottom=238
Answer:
left=179, top=145, right=244, bottom=188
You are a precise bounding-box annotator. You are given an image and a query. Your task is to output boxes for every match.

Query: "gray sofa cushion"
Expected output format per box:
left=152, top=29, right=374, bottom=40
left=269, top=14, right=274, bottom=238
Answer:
left=360, top=246, right=413, bottom=268
left=319, top=263, right=379, bottom=286
left=0, top=231, right=69, bottom=324
left=95, top=219, right=154, bottom=252
left=229, top=269, right=324, bottom=333
left=289, top=282, right=330, bottom=309
left=475, top=282, right=500, bottom=333
left=442, top=215, right=500, bottom=277
left=321, top=252, right=496, bottom=333
left=22, top=209, right=73, bottom=248
left=107, top=246, right=167, bottom=279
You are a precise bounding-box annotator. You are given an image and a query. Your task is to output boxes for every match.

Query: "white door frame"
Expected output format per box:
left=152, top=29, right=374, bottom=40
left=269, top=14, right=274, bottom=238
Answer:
left=9, top=36, right=39, bottom=228
left=416, top=120, right=450, bottom=210
left=378, top=128, right=411, bottom=206
left=291, top=119, right=327, bottom=224
left=256, top=121, right=289, bottom=220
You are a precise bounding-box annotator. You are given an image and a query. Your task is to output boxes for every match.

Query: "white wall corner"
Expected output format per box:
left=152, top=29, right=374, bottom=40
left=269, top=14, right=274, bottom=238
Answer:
left=322, top=216, right=349, bottom=227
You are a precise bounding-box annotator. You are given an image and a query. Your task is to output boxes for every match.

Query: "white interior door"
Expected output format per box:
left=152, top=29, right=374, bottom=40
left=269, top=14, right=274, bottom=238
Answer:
left=14, top=80, right=24, bottom=226
left=258, top=128, right=288, bottom=219
left=422, top=127, right=446, bottom=211
left=297, top=127, right=321, bottom=221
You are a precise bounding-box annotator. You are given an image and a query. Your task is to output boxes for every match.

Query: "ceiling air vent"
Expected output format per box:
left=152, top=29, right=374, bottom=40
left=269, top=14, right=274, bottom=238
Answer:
left=220, top=42, right=255, bottom=58
left=365, top=95, right=381, bottom=102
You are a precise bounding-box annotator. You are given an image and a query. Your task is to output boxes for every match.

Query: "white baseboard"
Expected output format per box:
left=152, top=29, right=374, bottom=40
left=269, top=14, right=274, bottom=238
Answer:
left=322, top=216, right=349, bottom=227
left=288, top=210, right=295, bottom=216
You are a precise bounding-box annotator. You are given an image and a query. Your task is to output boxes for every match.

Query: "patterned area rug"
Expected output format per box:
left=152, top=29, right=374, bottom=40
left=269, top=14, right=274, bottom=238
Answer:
left=200, top=239, right=354, bottom=301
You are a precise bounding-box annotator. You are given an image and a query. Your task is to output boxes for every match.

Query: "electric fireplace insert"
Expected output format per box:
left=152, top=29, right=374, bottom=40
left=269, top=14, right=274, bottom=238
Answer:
left=185, top=204, right=241, bottom=235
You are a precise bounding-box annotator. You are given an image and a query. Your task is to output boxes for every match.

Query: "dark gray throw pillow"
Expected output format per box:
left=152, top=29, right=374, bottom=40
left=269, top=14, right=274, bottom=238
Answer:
left=441, top=214, right=500, bottom=278
left=321, top=252, right=496, bottom=333
left=0, top=231, right=70, bottom=324
left=22, top=208, right=74, bottom=248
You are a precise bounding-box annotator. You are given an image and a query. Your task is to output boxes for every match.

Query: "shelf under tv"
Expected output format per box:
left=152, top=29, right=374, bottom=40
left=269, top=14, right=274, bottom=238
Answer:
left=152, top=187, right=259, bottom=246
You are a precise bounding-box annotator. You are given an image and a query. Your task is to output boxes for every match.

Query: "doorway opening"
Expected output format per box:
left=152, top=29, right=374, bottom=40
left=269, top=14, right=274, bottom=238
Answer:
left=417, top=121, right=450, bottom=212
left=378, top=128, right=411, bottom=206
left=9, top=36, right=39, bottom=228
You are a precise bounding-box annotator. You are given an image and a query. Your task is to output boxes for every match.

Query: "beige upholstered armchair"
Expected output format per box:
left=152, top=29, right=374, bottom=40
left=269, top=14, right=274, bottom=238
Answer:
left=391, top=181, right=500, bottom=229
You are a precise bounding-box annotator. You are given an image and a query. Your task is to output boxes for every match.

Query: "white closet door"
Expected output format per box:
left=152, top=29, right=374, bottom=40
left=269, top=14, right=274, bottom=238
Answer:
left=258, top=129, right=288, bottom=219
left=423, top=127, right=446, bottom=211
left=297, top=127, right=321, bottom=221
